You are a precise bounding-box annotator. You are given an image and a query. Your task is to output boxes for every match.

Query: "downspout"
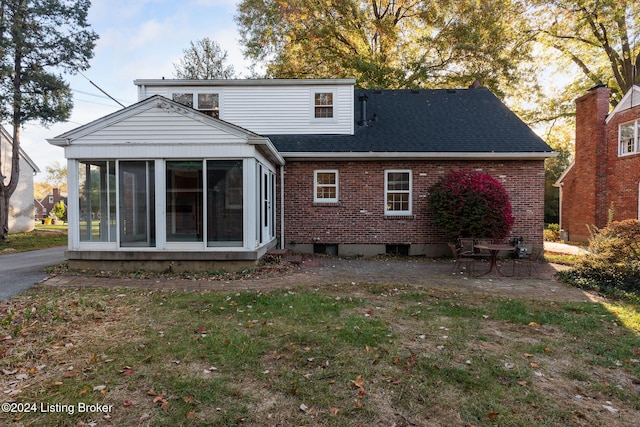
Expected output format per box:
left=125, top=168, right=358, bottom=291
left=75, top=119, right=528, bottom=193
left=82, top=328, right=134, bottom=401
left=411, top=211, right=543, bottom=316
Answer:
left=280, top=165, right=285, bottom=249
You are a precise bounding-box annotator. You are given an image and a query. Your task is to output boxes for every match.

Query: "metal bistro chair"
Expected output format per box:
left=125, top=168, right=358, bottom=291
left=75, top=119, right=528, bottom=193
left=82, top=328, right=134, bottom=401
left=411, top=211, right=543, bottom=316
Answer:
left=459, top=238, right=491, bottom=261
left=448, top=243, right=474, bottom=275
left=513, top=243, right=544, bottom=276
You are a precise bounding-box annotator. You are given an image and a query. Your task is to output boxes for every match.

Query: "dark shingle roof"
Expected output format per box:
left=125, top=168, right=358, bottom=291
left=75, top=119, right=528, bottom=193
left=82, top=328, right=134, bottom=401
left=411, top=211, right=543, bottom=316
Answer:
left=268, top=88, right=551, bottom=154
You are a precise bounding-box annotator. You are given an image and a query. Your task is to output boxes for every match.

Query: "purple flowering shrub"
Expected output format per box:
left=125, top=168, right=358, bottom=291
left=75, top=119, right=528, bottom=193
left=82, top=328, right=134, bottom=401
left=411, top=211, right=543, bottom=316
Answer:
left=428, top=169, right=514, bottom=240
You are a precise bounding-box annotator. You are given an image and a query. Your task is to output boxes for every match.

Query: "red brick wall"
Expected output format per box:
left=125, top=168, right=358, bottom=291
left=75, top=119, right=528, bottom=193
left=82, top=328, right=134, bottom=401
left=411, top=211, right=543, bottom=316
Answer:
left=563, top=86, right=640, bottom=241
left=604, top=103, right=640, bottom=222
left=280, top=159, right=546, bottom=250
left=561, top=86, right=610, bottom=240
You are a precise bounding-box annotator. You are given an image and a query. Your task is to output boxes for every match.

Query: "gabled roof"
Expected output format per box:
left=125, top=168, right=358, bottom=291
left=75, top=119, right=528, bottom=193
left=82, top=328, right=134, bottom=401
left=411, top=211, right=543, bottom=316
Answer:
left=606, top=84, right=640, bottom=123
left=48, top=95, right=284, bottom=165
left=0, top=125, right=41, bottom=173
left=269, top=87, right=553, bottom=160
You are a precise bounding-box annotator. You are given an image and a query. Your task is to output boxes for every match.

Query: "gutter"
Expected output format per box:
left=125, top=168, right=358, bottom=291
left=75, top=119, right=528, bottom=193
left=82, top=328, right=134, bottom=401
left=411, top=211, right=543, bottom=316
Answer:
left=280, top=151, right=558, bottom=161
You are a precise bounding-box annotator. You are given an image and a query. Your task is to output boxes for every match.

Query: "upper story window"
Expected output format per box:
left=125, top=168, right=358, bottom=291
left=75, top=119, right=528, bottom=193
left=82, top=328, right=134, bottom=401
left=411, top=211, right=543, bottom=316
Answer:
left=314, top=170, right=338, bottom=203
left=619, top=120, right=639, bottom=156
left=385, top=170, right=412, bottom=215
left=313, top=91, right=334, bottom=119
left=173, top=92, right=220, bottom=118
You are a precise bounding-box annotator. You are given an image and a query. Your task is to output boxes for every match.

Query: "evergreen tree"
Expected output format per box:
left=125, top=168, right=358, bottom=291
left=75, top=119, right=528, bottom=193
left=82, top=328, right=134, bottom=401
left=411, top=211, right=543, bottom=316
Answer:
left=0, top=0, right=97, bottom=240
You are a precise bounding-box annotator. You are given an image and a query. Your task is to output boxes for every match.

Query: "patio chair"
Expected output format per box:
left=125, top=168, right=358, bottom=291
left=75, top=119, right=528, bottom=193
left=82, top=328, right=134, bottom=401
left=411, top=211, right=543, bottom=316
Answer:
left=459, top=238, right=491, bottom=260
left=513, top=243, right=544, bottom=276
left=448, top=243, right=474, bottom=275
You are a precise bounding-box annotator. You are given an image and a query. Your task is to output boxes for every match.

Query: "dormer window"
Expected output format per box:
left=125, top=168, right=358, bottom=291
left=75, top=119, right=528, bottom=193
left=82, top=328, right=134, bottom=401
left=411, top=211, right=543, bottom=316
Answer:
left=619, top=120, right=639, bottom=156
left=313, top=91, right=334, bottom=119
left=173, top=92, right=219, bottom=118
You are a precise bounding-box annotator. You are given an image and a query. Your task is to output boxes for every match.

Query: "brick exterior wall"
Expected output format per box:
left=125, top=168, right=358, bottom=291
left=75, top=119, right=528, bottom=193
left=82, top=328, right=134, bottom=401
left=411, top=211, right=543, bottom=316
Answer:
left=561, top=86, right=640, bottom=241
left=603, top=102, right=640, bottom=223
left=280, top=159, right=546, bottom=255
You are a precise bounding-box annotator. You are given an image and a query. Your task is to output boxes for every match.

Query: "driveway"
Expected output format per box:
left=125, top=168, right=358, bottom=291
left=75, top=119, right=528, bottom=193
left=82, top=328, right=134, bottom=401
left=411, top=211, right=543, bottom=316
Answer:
left=0, top=246, right=66, bottom=301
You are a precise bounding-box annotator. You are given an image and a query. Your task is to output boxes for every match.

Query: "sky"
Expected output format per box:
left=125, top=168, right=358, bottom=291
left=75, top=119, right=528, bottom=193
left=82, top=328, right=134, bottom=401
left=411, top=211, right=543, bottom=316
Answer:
left=17, top=0, right=251, bottom=182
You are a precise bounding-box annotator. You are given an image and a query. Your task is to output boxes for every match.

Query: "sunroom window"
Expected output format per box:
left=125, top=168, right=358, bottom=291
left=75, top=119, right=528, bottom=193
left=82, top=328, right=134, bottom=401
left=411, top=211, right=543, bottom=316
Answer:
left=78, top=160, right=116, bottom=242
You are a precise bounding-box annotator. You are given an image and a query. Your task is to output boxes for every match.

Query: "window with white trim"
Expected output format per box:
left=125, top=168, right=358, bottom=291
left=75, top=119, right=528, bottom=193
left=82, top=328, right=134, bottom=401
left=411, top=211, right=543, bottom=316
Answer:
left=314, top=170, right=338, bottom=203
left=313, top=91, right=334, bottom=119
left=619, top=120, right=639, bottom=156
left=173, top=92, right=220, bottom=118
left=385, top=170, right=412, bottom=215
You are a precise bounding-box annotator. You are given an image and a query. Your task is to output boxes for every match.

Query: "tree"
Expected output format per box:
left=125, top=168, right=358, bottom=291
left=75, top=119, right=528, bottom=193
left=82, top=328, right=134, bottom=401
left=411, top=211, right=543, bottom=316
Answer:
left=235, top=0, right=536, bottom=95
left=428, top=170, right=514, bottom=241
left=173, top=38, right=236, bottom=79
left=45, top=160, right=67, bottom=193
left=0, top=0, right=97, bottom=240
left=529, top=0, right=639, bottom=105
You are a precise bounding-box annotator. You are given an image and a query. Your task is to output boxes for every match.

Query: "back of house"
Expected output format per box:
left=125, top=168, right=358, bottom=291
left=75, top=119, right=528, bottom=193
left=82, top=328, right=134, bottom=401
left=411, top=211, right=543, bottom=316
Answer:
left=48, top=78, right=553, bottom=271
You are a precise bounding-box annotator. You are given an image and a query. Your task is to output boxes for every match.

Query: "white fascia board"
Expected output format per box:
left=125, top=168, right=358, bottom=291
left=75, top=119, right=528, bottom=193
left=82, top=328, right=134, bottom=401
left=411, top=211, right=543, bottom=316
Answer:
left=250, top=137, right=285, bottom=165
left=280, top=151, right=557, bottom=161
left=133, top=78, right=357, bottom=87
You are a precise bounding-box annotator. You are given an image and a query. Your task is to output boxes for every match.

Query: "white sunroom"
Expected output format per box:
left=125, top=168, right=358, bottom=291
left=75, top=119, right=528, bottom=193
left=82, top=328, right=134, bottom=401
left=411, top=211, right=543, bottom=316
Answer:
left=48, top=95, right=283, bottom=272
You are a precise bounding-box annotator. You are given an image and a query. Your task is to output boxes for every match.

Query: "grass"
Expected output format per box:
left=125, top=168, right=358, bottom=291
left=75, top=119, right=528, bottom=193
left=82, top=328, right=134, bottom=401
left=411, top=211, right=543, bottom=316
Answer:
left=1, top=283, right=639, bottom=426
left=0, top=223, right=67, bottom=253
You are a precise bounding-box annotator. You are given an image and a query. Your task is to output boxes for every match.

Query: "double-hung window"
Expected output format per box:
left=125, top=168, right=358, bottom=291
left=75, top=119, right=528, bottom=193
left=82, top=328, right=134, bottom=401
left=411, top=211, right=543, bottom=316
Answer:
left=313, top=91, right=334, bottom=119
left=385, top=170, right=412, bottom=215
left=314, top=170, right=338, bottom=203
left=173, top=92, right=220, bottom=118
left=619, top=120, right=639, bottom=156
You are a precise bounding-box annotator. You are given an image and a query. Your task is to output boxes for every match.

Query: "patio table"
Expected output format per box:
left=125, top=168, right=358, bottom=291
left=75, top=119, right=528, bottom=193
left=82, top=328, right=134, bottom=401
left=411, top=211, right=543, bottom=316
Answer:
left=474, top=244, right=515, bottom=277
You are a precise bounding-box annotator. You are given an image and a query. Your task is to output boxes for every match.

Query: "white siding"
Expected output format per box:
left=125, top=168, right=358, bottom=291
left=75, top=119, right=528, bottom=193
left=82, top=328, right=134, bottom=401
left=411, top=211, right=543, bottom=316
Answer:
left=1, top=128, right=38, bottom=233
left=140, top=83, right=354, bottom=135
left=71, top=107, right=248, bottom=145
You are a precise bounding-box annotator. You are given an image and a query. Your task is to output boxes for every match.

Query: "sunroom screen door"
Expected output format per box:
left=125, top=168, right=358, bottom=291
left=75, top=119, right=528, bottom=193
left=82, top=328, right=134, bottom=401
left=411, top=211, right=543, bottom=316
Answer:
left=119, top=161, right=155, bottom=247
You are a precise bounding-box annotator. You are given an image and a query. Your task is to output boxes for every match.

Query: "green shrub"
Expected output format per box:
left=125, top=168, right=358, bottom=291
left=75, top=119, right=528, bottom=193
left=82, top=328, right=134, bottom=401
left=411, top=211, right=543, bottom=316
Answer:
left=544, top=223, right=560, bottom=241
left=428, top=169, right=514, bottom=240
left=557, top=219, right=640, bottom=296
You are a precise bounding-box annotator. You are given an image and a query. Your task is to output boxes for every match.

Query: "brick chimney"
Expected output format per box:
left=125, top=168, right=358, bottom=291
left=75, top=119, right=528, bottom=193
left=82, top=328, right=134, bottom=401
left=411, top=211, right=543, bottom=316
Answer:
left=574, top=85, right=611, bottom=229
left=53, top=188, right=60, bottom=203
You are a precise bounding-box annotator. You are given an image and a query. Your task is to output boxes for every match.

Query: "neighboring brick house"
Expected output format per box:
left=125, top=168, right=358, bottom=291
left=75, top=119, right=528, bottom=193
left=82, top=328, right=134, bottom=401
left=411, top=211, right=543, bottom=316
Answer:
left=48, top=79, right=553, bottom=271
left=556, top=85, right=640, bottom=242
left=34, top=188, right=67, bottom=220
left=1, top=125, right=40, bottom=233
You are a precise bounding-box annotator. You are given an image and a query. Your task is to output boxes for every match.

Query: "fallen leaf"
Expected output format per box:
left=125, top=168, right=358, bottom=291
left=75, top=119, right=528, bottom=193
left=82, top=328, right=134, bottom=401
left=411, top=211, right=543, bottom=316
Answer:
left=487, top=412, right=500, bottom=420
left=330, top=407, right=340, bottom=416
left=93, top=385, right=106, bottom=392
left=528, top=322, right=537, bottom=326
left=51, top=381, right=64, bottom=387
left=523, top=353, right=534, bottom=358
left=123, top=401, right=132, bottom=407
left=146, top=390, right=158, bottom=396
left=530, top=362, right=540, bottom=368
left=183, top=395, right=194, bottom=403
left=187, top=411, right=195, bottom=419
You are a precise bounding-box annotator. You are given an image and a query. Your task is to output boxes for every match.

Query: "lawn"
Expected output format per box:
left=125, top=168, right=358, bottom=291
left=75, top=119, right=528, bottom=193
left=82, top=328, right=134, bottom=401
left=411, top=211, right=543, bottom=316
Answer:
left=1, top=282, right=639, bottom=426
left=0, top=223, right=67, bottom=253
